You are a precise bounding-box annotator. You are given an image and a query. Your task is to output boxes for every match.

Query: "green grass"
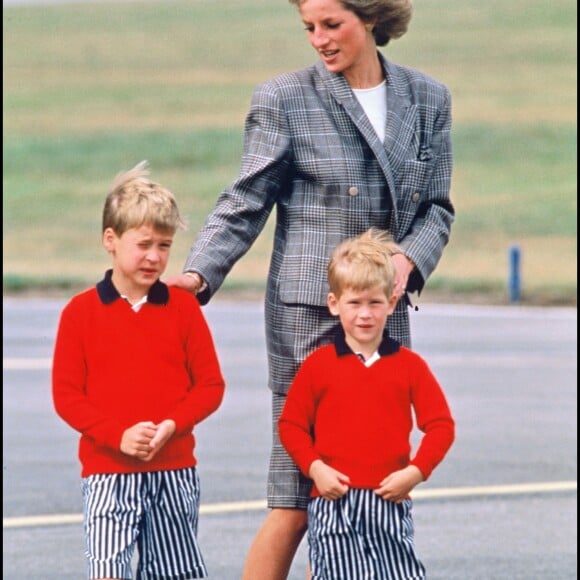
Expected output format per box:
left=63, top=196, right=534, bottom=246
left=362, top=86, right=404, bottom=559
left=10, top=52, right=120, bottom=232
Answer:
left=3, top=0, right=577, bottom=305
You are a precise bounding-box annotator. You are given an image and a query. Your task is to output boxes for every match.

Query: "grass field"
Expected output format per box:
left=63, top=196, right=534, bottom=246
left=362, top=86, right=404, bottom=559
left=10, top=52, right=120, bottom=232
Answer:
left=3, top=0, right=577, bottom=304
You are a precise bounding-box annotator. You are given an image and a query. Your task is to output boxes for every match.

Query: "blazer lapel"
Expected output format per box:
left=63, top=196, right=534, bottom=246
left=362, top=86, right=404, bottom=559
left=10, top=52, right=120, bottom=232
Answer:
left=382, top=56, right=416, bottom=176
left=319, top=64, right=396, bottom=210
left=318, top=56, right=416, bottom=233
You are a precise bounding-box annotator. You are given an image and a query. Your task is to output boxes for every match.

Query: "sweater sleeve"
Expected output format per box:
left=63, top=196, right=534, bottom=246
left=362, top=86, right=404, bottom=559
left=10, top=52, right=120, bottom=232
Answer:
left=278, top=356, right=321, bottom=477
left=408, top=353, right=455, bottom=479
left=167, top=295, right=225, bottom=434
left=52, top=297, right=126, bottom=450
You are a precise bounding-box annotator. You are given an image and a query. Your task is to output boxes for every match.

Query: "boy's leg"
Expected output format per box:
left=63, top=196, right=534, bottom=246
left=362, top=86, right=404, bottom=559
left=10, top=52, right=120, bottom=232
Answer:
left=308, top=490, right=426, bottom=580
left=82, top=473, right=140, bottom=580
left=138, top=468, right=207, bottom=579
left=83, top=470, right=208, bottom=580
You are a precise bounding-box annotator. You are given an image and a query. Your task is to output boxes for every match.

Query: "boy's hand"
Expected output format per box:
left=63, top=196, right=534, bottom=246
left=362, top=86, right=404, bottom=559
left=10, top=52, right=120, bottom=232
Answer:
left=120, top=421, right=157, bottom=459
left=374, top=465, right=424, bottom=503
left=143, top=419, right=177, bottom=462
left=120, top=419, right=176, bottom=462
left=309, top=459, right=351, bottom=500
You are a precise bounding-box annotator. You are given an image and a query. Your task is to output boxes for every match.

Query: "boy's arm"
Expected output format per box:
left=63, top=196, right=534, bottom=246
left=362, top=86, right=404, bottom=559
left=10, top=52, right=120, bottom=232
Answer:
left=408, top=356, right=455, bottom=480
left=164, top=299, right=225, bottom=434
left=280, top=364, right=351, bottom=499
left=52, top=301, right=126, bottom=450
left=375, top=356, right=454, bottom=501
left=278, top=361, right=321, bottom=477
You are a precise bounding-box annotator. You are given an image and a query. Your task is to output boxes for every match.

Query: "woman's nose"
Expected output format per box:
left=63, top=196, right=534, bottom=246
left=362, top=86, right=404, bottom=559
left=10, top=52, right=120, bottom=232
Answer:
left=310, top=28, right=328, bottom=48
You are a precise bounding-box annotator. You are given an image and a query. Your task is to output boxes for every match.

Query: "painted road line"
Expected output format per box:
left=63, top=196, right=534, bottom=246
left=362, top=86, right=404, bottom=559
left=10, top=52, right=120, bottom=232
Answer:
left=5, top=353, right=576, bottom=371
left=4, top=358, right=52, bottom=370
left=4, top=481, right=576, bottom=529
left=411, top=480, right=577, bottom=499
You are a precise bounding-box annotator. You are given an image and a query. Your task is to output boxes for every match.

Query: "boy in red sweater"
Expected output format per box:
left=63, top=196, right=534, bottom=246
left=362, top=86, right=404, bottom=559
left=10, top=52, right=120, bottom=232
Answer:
left=278, top=228, right=455, bottom=580
left=52, top=161, right=225, bottom=580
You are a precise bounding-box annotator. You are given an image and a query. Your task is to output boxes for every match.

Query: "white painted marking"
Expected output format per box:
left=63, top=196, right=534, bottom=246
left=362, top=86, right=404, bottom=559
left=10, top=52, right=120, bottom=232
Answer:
left=4, top=358, right=53, bottom=370
left=3, top=481, right=576, bottom=529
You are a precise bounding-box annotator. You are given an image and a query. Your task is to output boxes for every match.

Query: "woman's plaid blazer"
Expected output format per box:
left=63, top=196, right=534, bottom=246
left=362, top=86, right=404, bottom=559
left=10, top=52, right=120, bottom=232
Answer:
left=185, top=51, right=454, bottom=393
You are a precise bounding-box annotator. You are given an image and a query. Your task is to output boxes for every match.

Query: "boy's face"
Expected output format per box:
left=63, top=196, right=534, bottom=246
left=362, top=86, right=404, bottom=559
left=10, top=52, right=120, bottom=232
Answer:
left=327, top=284, right=397, bottom=354
left=103, top=224, right=174, bottom=298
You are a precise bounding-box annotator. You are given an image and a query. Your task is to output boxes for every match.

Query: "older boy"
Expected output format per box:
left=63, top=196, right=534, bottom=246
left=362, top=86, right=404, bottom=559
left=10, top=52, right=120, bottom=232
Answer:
left=52, top=161, right=225, bottom=579
left=279, top=228, right=455, bottom=579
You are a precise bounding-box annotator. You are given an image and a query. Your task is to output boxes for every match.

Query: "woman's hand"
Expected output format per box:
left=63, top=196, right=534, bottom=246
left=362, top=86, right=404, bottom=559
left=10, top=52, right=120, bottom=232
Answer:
left=392, top=253, right=415, bottom=299
left=163, top=272, right=203, bottom=295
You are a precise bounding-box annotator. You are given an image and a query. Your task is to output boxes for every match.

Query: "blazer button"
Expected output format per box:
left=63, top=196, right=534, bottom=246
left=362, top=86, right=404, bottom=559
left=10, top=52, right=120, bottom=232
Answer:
left=348, top=186, right=359, bottom=196
left=411, top=192, right=421, bottom=202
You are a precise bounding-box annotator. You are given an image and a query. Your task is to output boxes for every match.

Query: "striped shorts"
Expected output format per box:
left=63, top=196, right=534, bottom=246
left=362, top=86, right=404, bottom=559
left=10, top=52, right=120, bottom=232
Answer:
left=82, top=467, right=207, bottom=579
left=308, top=489, right=426, bottom=580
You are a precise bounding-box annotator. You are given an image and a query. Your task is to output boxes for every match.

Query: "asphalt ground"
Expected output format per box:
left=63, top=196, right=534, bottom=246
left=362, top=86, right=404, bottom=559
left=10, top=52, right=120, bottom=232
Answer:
left=3, top=297, right=577, bottom=579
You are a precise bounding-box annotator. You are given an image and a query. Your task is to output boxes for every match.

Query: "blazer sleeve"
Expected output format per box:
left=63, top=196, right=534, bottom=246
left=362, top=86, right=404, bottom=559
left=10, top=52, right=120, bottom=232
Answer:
left=398, top=85, right=455, bottom=294
left=185, top=83, right=292, bottom=304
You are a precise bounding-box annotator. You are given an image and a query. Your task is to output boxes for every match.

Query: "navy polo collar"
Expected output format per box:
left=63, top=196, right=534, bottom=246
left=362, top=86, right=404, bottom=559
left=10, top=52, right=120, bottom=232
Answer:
left=96, top=269, right=169, bottom=305
left=334, top=326, right=400, bottom=358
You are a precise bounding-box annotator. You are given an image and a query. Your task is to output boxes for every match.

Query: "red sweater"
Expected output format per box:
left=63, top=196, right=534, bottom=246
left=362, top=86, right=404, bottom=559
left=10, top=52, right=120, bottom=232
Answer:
left=52, top=274, right=225, bottom=477
left=278, top=333, right=455, bottom=497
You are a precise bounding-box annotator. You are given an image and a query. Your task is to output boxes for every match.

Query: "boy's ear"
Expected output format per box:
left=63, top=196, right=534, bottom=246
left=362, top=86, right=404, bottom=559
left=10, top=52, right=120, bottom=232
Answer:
left=327, top=292, right=339, bottom=316
left=102, top=227, right=117, bottom=253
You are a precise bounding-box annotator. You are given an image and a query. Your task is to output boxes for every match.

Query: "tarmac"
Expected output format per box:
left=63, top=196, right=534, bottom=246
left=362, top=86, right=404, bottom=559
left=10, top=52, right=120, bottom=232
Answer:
left=3, top=297, right=577, bottom=579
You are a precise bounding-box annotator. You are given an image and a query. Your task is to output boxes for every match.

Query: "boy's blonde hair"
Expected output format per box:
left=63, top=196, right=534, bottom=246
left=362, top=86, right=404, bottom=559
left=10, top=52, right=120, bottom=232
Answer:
left=328, top=228, right=401, bottom=297
left=102, top=160, right=187, bottom=235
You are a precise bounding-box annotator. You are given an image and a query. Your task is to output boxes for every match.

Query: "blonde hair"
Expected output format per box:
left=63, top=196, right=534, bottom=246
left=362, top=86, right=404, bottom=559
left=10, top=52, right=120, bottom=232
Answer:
left=102, top=161, right=187, bottom=235
left=328, top=228, right=401, bottom=297
left=288, top=0, right=413, bottom=47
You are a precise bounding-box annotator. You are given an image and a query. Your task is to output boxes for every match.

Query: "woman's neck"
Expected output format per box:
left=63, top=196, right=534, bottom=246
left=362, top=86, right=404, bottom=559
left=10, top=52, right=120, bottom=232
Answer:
left=343, top=51, right=383, bottom=89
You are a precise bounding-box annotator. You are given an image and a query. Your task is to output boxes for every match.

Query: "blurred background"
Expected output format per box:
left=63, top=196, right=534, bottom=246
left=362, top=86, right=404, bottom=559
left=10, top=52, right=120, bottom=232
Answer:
left=3, top=0, right=577, bottom=304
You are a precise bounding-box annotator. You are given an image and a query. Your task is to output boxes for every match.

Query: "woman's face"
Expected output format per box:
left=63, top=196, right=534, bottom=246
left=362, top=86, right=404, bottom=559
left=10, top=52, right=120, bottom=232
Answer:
left=298, top=0, right=375, bottom=82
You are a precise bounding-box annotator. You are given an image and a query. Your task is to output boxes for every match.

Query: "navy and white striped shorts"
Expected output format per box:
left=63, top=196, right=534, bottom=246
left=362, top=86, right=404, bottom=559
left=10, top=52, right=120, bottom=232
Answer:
left=308, top=489, right=426, bottom=580
left=82, top=467, right=207, bottom=579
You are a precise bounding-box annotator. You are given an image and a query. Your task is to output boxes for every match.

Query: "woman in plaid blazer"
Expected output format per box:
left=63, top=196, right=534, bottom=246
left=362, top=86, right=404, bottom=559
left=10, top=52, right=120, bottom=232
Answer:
left=168, top=0, right=454, bottom=577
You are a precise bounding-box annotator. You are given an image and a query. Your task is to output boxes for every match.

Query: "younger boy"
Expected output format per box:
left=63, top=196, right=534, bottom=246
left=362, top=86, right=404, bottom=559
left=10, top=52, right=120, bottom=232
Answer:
left=52, top=161, right=225, bottom=580
left=278, top=228, right=455, bottom=580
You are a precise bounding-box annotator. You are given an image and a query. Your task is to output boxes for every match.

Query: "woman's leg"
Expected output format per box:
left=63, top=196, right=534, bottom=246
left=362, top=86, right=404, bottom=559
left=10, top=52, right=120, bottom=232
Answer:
left=248, top=302, right=336, bottom=579
left=241, top=507, right=308, bottom=580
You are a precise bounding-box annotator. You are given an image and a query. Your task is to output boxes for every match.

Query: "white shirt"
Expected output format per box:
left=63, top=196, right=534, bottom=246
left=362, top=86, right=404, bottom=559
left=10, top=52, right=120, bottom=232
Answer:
left=352, top=80, right=387, bottom=142
left=121, top=294, right=148, bottom=312
left=356, top=351, right=381, bottom=367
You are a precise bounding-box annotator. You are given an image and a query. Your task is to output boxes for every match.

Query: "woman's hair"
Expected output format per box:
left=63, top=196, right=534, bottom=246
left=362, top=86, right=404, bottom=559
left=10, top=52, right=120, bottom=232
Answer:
left=328, top=228, right=401, bottom=297
left=288, top=0, right=413, bottom=46
left=102, top=161, right=187, bottom=235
